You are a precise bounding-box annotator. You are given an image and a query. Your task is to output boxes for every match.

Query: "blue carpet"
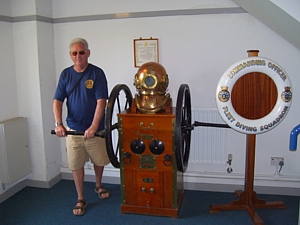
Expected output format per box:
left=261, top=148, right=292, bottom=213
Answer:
left=0, top=180, right=298, bottom=225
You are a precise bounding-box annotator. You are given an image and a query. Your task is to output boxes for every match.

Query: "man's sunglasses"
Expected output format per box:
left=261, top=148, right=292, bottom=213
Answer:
left=71, top=51, right=87, bottom=56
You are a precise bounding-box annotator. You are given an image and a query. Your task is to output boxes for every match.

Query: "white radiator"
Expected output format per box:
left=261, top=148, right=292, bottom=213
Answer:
left=0, top=117, right=31, bottom=184
left=190, top=108, right=227, bottom=164
left=109, top=108, right=228, bottom=166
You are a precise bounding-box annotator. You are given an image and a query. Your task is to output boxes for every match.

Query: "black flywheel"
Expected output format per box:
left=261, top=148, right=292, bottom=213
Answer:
left=175, top=84, right=193, bottom=173
left=105, top=84, right=133, bottom=168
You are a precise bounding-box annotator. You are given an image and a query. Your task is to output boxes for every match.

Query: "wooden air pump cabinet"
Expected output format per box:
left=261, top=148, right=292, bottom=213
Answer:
left=117, top=107, right=184, bottom=218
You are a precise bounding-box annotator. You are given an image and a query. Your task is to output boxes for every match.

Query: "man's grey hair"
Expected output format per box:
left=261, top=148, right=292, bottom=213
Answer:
left=69, top=38, right=89, bottom=51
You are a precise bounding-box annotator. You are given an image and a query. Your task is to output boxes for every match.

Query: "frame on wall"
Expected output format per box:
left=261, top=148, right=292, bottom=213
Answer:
left=134, top=38, right=159, bottom=67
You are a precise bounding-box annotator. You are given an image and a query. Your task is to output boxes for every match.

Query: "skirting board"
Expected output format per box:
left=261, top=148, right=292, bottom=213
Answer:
left=0, top=173, right=62, bottom=204
left=0, top=180, right=27, bottom=204
left=61, top=172, right=120, bottom=185
left=184, top=182, right=300, bottom=197
left=1, top=172, right=299, bottom=204
left=62, top=172, right=300, bottom=196
left=26, top=173, right=62, bottom=189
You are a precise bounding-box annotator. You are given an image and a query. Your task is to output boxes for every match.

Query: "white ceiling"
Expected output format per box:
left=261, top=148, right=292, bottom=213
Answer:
left=232, top=0, right=300, bottom=50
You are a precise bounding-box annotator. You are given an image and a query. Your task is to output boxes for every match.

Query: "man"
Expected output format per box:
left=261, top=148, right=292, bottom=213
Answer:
left=53, top=38, right=110, bottom=216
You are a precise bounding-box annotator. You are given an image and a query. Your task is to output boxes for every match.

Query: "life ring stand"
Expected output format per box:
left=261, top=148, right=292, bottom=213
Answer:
left=216, top=56, right=292, bottom=135
left=211, top=51, right=292, bottom=224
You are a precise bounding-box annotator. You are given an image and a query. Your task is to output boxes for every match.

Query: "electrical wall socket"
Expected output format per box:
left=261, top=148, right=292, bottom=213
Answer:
left=271, top=157, right=284, bottom=166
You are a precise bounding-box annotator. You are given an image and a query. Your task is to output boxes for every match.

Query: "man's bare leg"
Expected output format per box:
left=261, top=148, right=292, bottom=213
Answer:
left=94, top=165, right=109, bottom=199
left=72, top=167, right=85, bottom=215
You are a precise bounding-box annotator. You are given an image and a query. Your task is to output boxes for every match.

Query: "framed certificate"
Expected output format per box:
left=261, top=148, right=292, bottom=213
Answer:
left=134, top=38, right=159, bottom=67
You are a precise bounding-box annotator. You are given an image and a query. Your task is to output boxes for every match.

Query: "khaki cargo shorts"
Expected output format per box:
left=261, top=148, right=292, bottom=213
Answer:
left=66, top=128, right=110, bottom=170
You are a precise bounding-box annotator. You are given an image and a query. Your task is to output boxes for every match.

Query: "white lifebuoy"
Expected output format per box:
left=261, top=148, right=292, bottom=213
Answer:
left=216, top=57, right=292, bottom=135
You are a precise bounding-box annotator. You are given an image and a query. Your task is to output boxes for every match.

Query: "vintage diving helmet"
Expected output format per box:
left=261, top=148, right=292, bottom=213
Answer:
left=133, top=62, right=171, bottom=113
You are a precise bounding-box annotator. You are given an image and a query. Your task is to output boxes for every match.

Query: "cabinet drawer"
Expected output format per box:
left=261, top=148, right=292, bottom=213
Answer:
left=120, top=116, right=174, bottom=131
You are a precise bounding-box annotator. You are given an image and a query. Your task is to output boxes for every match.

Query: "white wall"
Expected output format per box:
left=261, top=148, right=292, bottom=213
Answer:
left=0, top=0, right=299, bottom=194
left=0, top=5, right=18, bottom=121
left=52, top=0, right=300, bottom=190
left=0, top=1, right=18, bottom=192
left=0, top=0, right=61, bottom=194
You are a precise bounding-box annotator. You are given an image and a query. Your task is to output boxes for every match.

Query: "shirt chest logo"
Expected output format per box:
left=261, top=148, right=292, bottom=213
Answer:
left=85, top=80, right=94, bottom=89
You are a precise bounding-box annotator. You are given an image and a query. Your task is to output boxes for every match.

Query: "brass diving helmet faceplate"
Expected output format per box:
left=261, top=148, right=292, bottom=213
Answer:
left=133, top=62, right=170, bottom=113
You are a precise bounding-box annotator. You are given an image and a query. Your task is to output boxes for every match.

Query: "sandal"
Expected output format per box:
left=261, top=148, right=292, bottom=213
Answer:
left=95, top=185, right=109, bottom=199
left=73, top=199, right=87, bottom=216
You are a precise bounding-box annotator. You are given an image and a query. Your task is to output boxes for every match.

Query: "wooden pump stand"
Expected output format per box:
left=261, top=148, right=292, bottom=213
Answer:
left=210, top=50, right=287, bottom=225
left=118, top=106, right=184, bottom=218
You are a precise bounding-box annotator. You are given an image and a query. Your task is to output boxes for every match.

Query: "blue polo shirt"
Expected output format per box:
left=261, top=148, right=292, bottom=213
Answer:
left=54, top=64, right=108, bottom=132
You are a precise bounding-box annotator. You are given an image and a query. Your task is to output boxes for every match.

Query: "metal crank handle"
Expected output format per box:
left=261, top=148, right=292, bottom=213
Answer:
left=51, top=130, right=105, bottom=138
